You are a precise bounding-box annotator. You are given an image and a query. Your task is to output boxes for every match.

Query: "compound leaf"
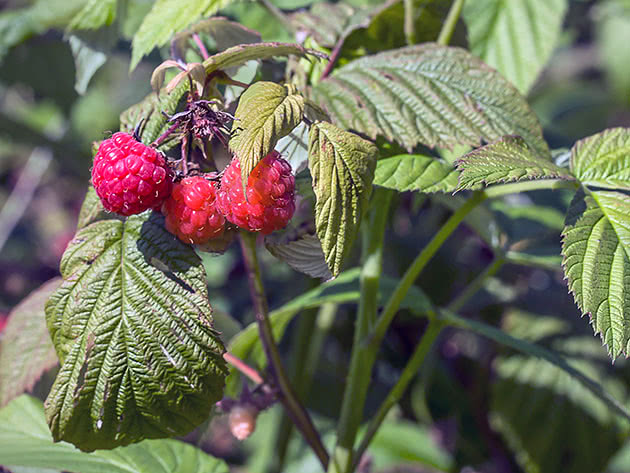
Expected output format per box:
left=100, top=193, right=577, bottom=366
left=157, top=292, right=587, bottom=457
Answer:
left=456, top=135, right=573, bottom=190
left=0, top=395, right=228, bottom=473
left=0, top=279, right=60, bottom=407
left=44, top=211, right=227, bottom=451
left=562, top=188, right=630, bottom=358
left=311, top=43, right=549, bottom=158
left=230, top=82, right=305, bottom=190
left=570, top=127, right=630, bottom=190
left=308, top=121, right=377, bottom=276
left=374, top=154, right=458, bottom=193
left=463, top=0, right=567, bottom=94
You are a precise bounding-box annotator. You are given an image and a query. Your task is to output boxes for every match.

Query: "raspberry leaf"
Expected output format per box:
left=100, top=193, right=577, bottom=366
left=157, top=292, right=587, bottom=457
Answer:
left=374, top=154, right=459, bottom=193
left=0, top=279, right=60, bottom=407
left=311, top=44, right=549, bottom=158
left=67, top=0, right=117, bottom=31
left=562, top=188, right=630, bottom=358
left=463, top=0, right=567, bottom=94
left=0, top=395, right=229, bottom=473
left=455, top=136, right=574, bottom=191
left=44, top=211, right=227, bottom=451
left=570, top=127, right=630, bottom=190
left=230, top=82, right=305, bottom=195
left=266, top=233, right=332, bottom=280
left=308, top=121, right=377, bottom=276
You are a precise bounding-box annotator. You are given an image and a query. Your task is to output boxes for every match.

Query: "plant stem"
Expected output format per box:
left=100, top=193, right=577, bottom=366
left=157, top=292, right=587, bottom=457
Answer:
left=447, top=255, right=506, bottom=313
left=328, top=189, right=393, bottom=473
left=223, top=352, right=264, bottom=385
left=483, top=178, right=578, bottom=198
left=437, top=0, right=465, bottom=46
left=320, top=37, right=344, bottom=80
left=239, top=232, right=329, bottom=469
left=369, top=191, right=486, bottom=352
left=403, top=0, right=416, bottom=45
left=192, top=33, right=210, bottom=61
left=352, top=316, right=444, bottom=470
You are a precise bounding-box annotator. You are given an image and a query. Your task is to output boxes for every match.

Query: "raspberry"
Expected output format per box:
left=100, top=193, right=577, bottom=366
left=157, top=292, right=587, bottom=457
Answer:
left=91, top=132, right=172, bottom=216
left=217, top=151, right=296, bottom=235
left=162, top=176, right=226, bottom=245
left=228, top=405, right=258, bottom=441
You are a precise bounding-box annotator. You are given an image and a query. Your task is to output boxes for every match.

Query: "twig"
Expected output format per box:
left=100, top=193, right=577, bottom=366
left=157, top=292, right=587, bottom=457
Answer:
left=320, top=36, right=345, bottom=80
left=0, top=148, right=52, bottom=253
left=239, top=232, right=329, bottom=469
left=223, top=352, right=264, bottom=385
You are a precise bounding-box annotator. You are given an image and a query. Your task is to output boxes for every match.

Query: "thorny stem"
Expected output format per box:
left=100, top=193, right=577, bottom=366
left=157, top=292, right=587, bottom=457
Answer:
left=352, top=316, right=445, bottom=471
left=192, top=33, right=210, bottom=61
left=223, top=352, right=264, bottom=385
left=437, top=0, right=465, bottom=46
left=239, top=232, right=329, bottom=469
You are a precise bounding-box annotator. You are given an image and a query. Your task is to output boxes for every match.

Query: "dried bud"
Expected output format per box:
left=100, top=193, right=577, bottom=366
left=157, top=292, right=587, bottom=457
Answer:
left=228, top=404, right=258, bottom=441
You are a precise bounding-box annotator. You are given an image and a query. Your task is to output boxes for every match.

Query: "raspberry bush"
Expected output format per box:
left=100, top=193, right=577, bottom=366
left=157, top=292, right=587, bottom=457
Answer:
left=2, top=2, right=630, bottom=473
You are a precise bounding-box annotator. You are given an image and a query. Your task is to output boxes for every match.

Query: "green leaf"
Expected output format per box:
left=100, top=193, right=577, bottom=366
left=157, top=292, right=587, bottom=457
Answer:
left=0, top=279, right=60, bottom=407
left=266, top=232, right=332, bottom=279
left=230, top=82, right=305, bottom=190
left=570, top=127, right=630, bottom=190
left=44, top=211, right=227, bottom=451
left=463, top=0, right=568, bottom=94
left=68, top=35, right=108, bottom=95
left=130, top=0, right=234, bottom=70
left=76, top=186, right=119, bottom=231
left=374, top=154, right=459, bottom=193
left=68, top=0, right=117, bottom=30
left=290, top=2, right=358, bottom=48
left=597, top=0, right=630, bottom=104
left=0, top=395, right=229, bottom=473
left=562, top=188, right=630, bottom=358
left=456, top=136, right=573, bottom=191
left=312, top=44, right=549, bottom=158
left=308, top=121, right=377, bottom=276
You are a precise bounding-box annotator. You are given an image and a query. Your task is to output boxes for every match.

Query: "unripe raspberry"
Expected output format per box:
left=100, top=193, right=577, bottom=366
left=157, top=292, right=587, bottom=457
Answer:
left=228, top=404, right=258, bottom=441
left=91, top=132, right=172, bottom=216
left=162, top=176, right=226, bottom=245
left=217, top=151, right=296, bottom=235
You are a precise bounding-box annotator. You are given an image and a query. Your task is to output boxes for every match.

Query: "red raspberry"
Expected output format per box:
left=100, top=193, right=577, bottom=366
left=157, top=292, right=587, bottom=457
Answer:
left=217, top=151, right=296, bottom=235
left=162, top=176, right=226, bottom=245
left=91, top=132, right=172, bottom=216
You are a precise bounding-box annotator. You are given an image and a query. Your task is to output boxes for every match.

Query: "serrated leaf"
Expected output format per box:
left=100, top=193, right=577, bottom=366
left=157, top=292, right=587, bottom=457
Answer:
left=266, top=233, right=332, bottom=279
left=290, top=2, right=358, bottom=47
left=456, top=136, right=573, bottom=191
left=374, top=154, right=458, bottom=193
left=312, top=43, right=549, bottom=158
left=230, top=82, right=305, bottom=190
left=76, top=186, right=121, bottom=230
left=44, top=211, right=227, bottom=451
left=308, top=121, right=377, bottom=276
left=0, top=279, right=60, bottom=407
left=0, top=395, right=229, bottom=473
left=68, top=0, right=117, bottom=30
left=130, top=0, right=234, bottom=70
left=463, top=0, right=568, bottom=94
left=562, top=188, right=630, bottom=358
left=276, top=122, right=310, bottom=174
left=570, top=127, right=630, bottom=190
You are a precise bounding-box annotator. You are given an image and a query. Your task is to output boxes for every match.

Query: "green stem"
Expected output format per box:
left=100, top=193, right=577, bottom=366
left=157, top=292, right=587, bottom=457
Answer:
left=352, top=316, right=444, bottom=471
left=328, top=189, right=393, bottom=473
left=239, top=233, right=329, bottom=469
left=483, top=179, right=578, bottom=198
left=403, top=0, right=416, bottom=45
left=447, top=255, right=506, bottom=313
left=369, top=191, right=487, bottom=352
left=437, top=0, right=465, bottom=46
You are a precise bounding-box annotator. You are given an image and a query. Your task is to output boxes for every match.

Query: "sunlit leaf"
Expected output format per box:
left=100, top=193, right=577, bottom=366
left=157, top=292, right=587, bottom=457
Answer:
left=374, top=154, right=458, bottom=193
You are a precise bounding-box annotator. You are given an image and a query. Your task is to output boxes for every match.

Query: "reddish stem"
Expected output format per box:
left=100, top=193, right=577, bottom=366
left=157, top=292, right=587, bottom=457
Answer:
left=224, top=352, right=264, bottom=385
left=192, top=33, right=210, bottom=61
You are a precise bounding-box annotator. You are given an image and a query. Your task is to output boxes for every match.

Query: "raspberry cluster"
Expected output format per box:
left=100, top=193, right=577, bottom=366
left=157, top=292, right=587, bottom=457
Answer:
left=217, top=151, right=296, bottom=235
left=91, top=133, right=296, bottom=246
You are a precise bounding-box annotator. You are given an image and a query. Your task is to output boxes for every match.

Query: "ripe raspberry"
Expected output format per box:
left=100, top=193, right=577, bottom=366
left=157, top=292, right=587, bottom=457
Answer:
left=91, top=132, right=172, bottom=216
left=162, top=176, right=226, bottom=245
left=217, top=151, right=296, bottom=235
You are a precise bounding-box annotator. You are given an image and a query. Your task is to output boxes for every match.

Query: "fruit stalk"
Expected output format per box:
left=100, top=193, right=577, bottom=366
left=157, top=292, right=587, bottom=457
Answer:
left=239, top=232, right=329, bottom=468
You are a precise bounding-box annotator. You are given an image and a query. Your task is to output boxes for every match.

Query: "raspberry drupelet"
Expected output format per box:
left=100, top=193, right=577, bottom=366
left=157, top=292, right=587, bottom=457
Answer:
left=162, top=176, right=226, bottom=245
left=91, top=132, right=172, bottom=216
left=217, top=151, right=296, bottom=235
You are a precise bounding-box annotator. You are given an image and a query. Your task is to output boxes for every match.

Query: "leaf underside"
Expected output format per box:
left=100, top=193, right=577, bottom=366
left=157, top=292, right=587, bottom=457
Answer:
left=44, top=210, right=226, bottom=451
left=266, top=232, right=333, bottom=279
left=308, top=121, right=377, bottom=276
left=311, top=43, right=549, bottom=158
left=374, top=154, right=459, bottom=193
left=456, top=135, right=573, bottom=191
left=562, top=189, right=630, bottom=358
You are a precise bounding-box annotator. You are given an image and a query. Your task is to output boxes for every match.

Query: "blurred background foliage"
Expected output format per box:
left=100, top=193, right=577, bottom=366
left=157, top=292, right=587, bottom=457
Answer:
left=0, top=0, right=629, bottom=472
